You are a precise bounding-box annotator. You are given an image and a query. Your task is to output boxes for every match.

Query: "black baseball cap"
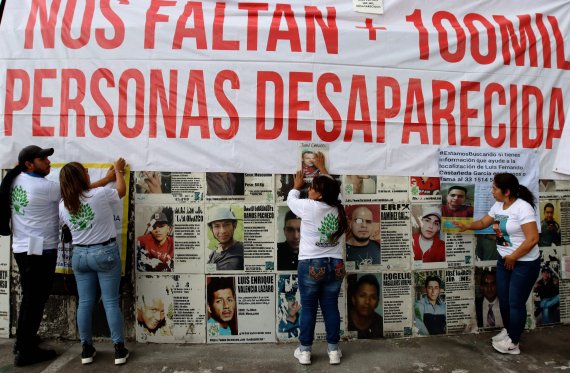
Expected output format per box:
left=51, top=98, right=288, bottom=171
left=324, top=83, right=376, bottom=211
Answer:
left=18, top=145, right=54, bottom=164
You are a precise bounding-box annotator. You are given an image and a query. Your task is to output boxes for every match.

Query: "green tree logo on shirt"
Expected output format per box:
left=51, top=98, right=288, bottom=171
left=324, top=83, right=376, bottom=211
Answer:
left=69, top=203, right=95, bottom=231
left=318, top=213, right=338, bottom=242
left=10, top=186, right=29, bottom=215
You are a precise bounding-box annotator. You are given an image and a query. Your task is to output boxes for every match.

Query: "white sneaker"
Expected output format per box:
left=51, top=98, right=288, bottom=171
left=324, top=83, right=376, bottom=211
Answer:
left=294, top=347, right=311, bottom=365
left=491, top=328, right=508, bottom=342
left=492, top=337, right=520, bottom=355
left=328, top=349, right=342, bottom=365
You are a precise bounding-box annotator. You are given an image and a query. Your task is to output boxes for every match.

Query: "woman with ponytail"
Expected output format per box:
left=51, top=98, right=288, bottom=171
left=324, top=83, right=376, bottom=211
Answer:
left=58, top=158, right=130, bottom=365
left=454, top=173, right=539, bottom=355
left=287, top=152, right=348, bottom=366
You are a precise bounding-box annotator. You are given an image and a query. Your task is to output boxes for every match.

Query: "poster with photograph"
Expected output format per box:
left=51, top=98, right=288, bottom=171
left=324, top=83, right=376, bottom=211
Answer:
left=539, top=179, right=570, bottom=200
left=382, top=272, right=413, bottom=338
left=411, top=204, right=446, bottom=269
left=345, top=204, right=381, bottom=271
left=409, top=176, right=441, bottom=202
left=136, top=204, right=204, bottom=273
left=275, top=207, right=300, bottom=272
left=380, top=203, right=411, bottom=270
left=539, top=200, right=562, bottom=248
left=413, top=270, right=446, bottom=336
left=275, top=173, right=296, bottom=203
left=298, top=143, right=329, bottom=182
left=346, top=273, right=384, bottom=339
left=136, top=274, right=206, bottom=343
left=205, top=172, right=245, bottom=201
left=275, top=274, right=346, bottom=342
left=533, top=248, right=561, bottom=326
left=206, top=204, right=245, bottom=273
left=135, top=171, right=204, bottom=204
left=445, top=268, right=475, bottom=334
left=207, top=275, right=276, bottom=343
left=438, top=147, right=539, bottom=235
left=440, top=183, right=475, bottom=234
left=474, top=268, right=503, bottom=331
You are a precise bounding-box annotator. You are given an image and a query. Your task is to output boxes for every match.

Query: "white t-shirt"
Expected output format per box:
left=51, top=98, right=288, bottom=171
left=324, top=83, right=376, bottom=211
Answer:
left=488, top=198, right=540, bottom=261
left=59, top=187, right=120, bottom=245
left=287, top=189, right=343, bottom=260
left=11, top=173, right=61, bottom=253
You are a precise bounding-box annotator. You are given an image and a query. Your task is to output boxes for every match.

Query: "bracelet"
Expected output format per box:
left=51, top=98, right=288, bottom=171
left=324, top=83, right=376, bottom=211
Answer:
left=115, top=170, right=125, bottom=174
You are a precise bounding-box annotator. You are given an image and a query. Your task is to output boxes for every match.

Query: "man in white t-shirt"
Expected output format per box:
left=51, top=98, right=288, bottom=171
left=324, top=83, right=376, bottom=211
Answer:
left=0, top=145, right=59, bottom=366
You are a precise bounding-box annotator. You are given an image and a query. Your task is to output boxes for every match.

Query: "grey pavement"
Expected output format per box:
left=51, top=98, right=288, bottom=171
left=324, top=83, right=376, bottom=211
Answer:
left=1, top=325, right=569, bottom=373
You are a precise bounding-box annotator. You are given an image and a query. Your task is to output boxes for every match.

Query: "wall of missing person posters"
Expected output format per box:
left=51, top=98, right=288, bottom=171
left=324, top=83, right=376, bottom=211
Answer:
left=124, top=145, right=570, bottom=343
left=2, top=0, right=570, bottom=344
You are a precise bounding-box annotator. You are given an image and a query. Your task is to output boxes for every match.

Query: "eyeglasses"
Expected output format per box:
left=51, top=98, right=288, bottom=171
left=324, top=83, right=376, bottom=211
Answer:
left=354, top=218, right=373, bottom=224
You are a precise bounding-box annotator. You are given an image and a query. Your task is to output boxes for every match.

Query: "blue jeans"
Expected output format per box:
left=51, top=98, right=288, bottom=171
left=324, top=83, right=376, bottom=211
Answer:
left=496, top=257, right=540, bottom=344
left=540, top=295, right=560, bottom=324
left=72, top=242, right=124, bottom=344
left=297, top=258, right=345, bottom=351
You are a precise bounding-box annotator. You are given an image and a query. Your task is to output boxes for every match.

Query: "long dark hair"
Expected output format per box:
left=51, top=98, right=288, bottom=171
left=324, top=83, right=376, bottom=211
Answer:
left=59, top=162, right=90, bottom=215
left=311, top=175, right=348, bottom=243
left=0, top=165, right=25, bottom=235
left=493, top=173, right=535, bottom=209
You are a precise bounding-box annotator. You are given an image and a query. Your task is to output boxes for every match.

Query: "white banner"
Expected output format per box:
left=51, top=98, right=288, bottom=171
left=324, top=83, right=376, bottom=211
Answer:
left=1, top=1, right=569, bottom=176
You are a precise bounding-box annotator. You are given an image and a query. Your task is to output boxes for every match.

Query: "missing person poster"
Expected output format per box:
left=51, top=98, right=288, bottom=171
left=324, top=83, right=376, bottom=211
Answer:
left=411, top=204, right=447, bottom=270
left=438, top=147, right=539, bottom=234
left=413, top=270, right=446, bottom=337
left=382, top=272, right=413, bottom=338
left=345, top=204, right=381, bottom=271
left=135, top=172, right=205, bottom=204
left=136, top=274, right=206, bottom=343
left=346, top=273, right=384, bottom=339
left=377, top=177, right=409, bottom=203
left=380, top=203, right=411, bottom=270
left=343, top=175, right=379, bottom=202
left=206, top=203, right=276, bottom=273
left=474, top=268, right=503, bottom=331
left=444, top=268, right=476, bottom=334
left=445, top=234, right=474, bottom=268
left=275, top=274, right=346, bottom=342
left=136, top=204, right=205, bottom=273
left=207, top=275, right=276, bottom=343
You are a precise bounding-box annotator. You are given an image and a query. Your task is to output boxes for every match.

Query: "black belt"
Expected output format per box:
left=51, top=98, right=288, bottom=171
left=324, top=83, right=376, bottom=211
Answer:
left=74, top=237, right=116, bottom=248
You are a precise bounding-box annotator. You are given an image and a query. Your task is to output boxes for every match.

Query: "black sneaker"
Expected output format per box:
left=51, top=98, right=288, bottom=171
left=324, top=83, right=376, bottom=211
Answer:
left=13, top=335, right=42, bottom=355
left=14, top=347, right=57, bottom=367
left=81, top=343, right=96, bottom=365
left=114, top=343, right=129, bottom=365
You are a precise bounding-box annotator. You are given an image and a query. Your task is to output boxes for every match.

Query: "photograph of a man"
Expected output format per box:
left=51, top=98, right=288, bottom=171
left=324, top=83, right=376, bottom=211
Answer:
left=539, top=202, right=561, bottom=247
left=441, top=185, right=474, bottom=218
left=475, top=270, right=502, bottom=328
left=277, top=209, right=301, bottom=271
left=136, top=296, right=172, bottom=336
left=412, top=205, right=445, bottom=263
left=206, top=173, right=244, bottom=196
left=137, top=208, right=174, bottom=272
left=414, top=275, right=446, bottom=335
left=347, top=274, right=384, bottom=339
left=207, top=277, right=238, bottom=336
left=534, top=268, right=560, bottom=325
left=301, top=150, right=320, bottom=178
left=346, top=205, right=381, bottom=269
left=207, top=206, right=244, bottom=271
